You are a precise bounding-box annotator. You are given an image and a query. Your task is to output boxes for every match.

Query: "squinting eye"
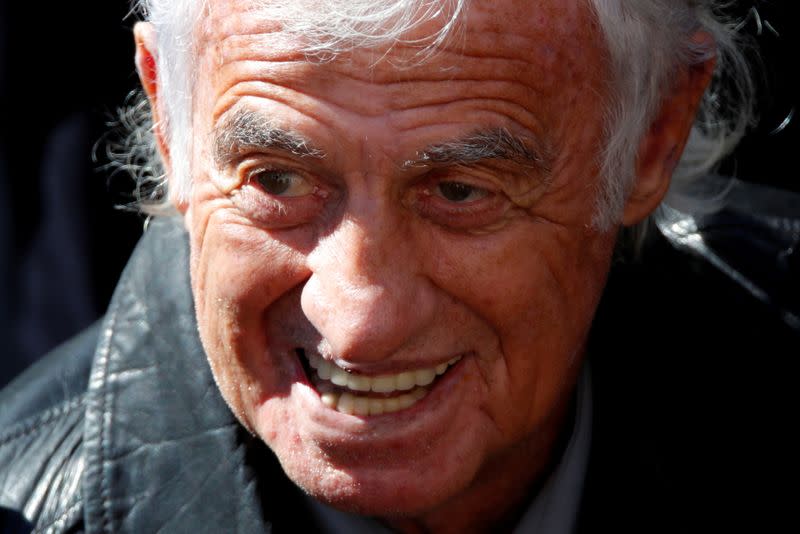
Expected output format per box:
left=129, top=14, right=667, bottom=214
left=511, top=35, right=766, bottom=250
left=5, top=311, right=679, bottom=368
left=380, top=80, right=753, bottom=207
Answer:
left=436, top=181, right=488, bottom=203
left=253, top=170, right=313, bottom=197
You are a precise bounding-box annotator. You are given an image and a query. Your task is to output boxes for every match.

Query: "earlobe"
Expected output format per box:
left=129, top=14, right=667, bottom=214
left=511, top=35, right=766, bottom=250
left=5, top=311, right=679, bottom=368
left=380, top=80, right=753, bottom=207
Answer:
left=622, top=34, right=717, bottom=226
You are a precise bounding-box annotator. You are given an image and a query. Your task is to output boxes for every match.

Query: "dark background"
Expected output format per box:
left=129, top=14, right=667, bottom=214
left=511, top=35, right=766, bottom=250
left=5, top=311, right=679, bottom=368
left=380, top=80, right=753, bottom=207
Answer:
left=0, top=1, right=797, bottom=388
left=0, top=1, right=142, bottom=385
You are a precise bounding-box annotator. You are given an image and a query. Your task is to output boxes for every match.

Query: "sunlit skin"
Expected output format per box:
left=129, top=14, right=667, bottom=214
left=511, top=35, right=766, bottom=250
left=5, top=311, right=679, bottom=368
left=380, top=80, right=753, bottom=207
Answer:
left=135, top=0, right=713, bottom=531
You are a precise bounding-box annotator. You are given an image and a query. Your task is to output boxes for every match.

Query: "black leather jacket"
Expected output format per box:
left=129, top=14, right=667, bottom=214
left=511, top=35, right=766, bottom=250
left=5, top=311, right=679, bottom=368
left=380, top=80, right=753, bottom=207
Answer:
left=0, top=219, right=315, bottom=533
left=1, top=195, right=796, bottom=532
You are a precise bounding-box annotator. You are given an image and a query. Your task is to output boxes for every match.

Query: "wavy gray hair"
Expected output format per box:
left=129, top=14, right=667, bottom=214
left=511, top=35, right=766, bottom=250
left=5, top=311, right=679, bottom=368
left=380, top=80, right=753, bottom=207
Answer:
left=122, top=0, right=754, bottom=228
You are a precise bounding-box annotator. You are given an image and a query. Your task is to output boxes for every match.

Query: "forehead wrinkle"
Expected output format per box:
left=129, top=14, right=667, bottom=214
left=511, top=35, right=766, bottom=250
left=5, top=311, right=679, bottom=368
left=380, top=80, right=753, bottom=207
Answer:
left=388, top=97, right=547, bottom=141
left=213, top=108, right=326, bottom=169
left=209, top=31, right=560, bottom=123
left=405, top=128, right=552, bottom=174
left=383, top=79, right=551, bottom=121
left=214, top=62, right=552, bottom=134
left=213, top=23, right=567, bottom=89
left=213, top=79, right=383, bottom=141
left=211, top=54, right=401, bottom=120
left=218, top=33, right=309, bottom=65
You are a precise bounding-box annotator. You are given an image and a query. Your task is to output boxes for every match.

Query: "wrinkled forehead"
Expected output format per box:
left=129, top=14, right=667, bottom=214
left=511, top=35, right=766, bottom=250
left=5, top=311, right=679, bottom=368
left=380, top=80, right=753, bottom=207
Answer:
left=191, top=0, right=611, bottom=160
left=195, top=0, right=604, bottom=73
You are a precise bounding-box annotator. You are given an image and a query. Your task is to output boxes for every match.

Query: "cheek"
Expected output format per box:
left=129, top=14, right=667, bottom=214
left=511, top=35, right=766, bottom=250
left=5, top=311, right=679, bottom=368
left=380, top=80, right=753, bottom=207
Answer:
left=192, top=209, right=308, bottom=316
left=193, top=222, right=269, bottom=336
left=429, top=221, right=613, bottom=432
left=433, top=222, right=610, bottom=339
left=188, top=208, right=311, bottom=408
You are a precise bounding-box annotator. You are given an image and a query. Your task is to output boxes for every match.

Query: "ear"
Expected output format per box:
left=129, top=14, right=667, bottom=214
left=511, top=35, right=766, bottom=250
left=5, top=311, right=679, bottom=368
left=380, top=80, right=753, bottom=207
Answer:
left=622, top=33, right=717, bottom=226
left=134, top=22, right=189, bottom=215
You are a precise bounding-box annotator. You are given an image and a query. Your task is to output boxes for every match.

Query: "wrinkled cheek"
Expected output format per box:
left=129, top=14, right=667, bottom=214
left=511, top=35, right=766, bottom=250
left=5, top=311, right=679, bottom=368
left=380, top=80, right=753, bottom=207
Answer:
left=491, top=247, right=611, bottom=436
left=191, top=223, right=277, bottom=341
left=188, top=238, right=263, bottom=419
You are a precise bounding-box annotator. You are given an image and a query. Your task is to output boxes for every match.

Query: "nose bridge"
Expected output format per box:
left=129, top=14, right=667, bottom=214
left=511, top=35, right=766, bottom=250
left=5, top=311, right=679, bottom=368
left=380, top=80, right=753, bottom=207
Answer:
left=329, top=216, right=388, bottom=288
left=301, top=213, right=432, bottom=362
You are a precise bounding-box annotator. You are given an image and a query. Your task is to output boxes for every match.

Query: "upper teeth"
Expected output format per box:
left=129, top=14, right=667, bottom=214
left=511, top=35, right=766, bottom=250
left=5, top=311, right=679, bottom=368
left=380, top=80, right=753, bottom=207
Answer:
left=307, top=354, right=461, bottom=394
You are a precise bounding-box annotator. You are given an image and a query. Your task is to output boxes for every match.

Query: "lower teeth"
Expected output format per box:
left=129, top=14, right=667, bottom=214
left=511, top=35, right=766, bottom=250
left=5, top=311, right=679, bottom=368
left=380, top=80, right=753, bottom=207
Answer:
left=321, top=387, right=428, bottom=416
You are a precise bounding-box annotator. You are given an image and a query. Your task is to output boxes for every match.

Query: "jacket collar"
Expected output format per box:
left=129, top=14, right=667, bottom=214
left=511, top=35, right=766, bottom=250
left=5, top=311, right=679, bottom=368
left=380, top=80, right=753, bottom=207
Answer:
left=81, top=217, right=309, bottom=533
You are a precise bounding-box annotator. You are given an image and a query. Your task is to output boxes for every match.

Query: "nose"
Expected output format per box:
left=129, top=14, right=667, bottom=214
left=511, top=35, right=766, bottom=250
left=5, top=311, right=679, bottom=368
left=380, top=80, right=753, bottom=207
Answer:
left=300, top=214, right=436, bottom=364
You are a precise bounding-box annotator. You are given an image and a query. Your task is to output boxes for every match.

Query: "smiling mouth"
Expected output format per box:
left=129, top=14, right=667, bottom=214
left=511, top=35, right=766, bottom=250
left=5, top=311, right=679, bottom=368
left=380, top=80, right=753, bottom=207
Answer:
left=296, top=349, right=462, bottom=416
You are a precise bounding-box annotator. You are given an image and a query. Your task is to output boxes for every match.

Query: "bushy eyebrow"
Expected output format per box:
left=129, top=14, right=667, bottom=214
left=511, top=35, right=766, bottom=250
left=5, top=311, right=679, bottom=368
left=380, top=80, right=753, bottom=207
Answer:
left=214, top=111, right=548, bottom=176
left=404, top=128, right=550, bottom=173
left=213, top=109, right=326, bottom=168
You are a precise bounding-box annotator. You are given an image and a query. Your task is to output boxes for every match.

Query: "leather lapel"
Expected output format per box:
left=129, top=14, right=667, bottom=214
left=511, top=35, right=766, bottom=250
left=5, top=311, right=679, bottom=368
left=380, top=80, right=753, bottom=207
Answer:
left=82, top=217, right=301, bottom=533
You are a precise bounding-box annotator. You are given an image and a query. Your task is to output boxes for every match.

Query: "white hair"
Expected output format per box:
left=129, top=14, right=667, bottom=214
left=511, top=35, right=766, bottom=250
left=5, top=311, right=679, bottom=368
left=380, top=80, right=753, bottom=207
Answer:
left=589, top=1, right=754, bottom=227
left=125, top=0, right=754, bottom=228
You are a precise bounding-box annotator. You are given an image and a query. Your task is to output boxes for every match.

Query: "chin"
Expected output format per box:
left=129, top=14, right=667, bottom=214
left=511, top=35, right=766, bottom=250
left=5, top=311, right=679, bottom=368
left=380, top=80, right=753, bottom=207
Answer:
left=250, top=393, right=487, bottom=519
left=278, top=449, right=478, bottom=518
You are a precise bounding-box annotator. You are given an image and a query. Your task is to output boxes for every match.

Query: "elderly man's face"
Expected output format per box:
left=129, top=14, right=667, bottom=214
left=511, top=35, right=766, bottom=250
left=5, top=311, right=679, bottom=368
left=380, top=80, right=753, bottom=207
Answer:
left=178, top=0, right=615, bottom=520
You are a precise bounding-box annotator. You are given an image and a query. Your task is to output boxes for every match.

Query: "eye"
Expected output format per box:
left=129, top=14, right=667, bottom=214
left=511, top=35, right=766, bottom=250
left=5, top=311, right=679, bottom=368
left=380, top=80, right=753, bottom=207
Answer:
left=436, top=181, right=488, bottom=203
left=232, top=165, right=330, bottom=229
left=252, top=169, right=314, bottom=197
left=410, top=177, right=508, bottom=231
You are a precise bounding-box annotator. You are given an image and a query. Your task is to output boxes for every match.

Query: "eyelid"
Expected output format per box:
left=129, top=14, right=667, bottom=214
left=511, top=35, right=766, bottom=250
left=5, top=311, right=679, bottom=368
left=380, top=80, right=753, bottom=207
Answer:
left=230, top=169, right=329, bottom=229
left=243, top=160, right=335, bottom=204
left=240, top=160, right=306, bottom=185
left=242, top=162, right=295, bottom=182
left=420, top=173, right=496, bottom=197
left=244, top=165, right=292, bottom=183
left=410, top=176, right=510, bottom=232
